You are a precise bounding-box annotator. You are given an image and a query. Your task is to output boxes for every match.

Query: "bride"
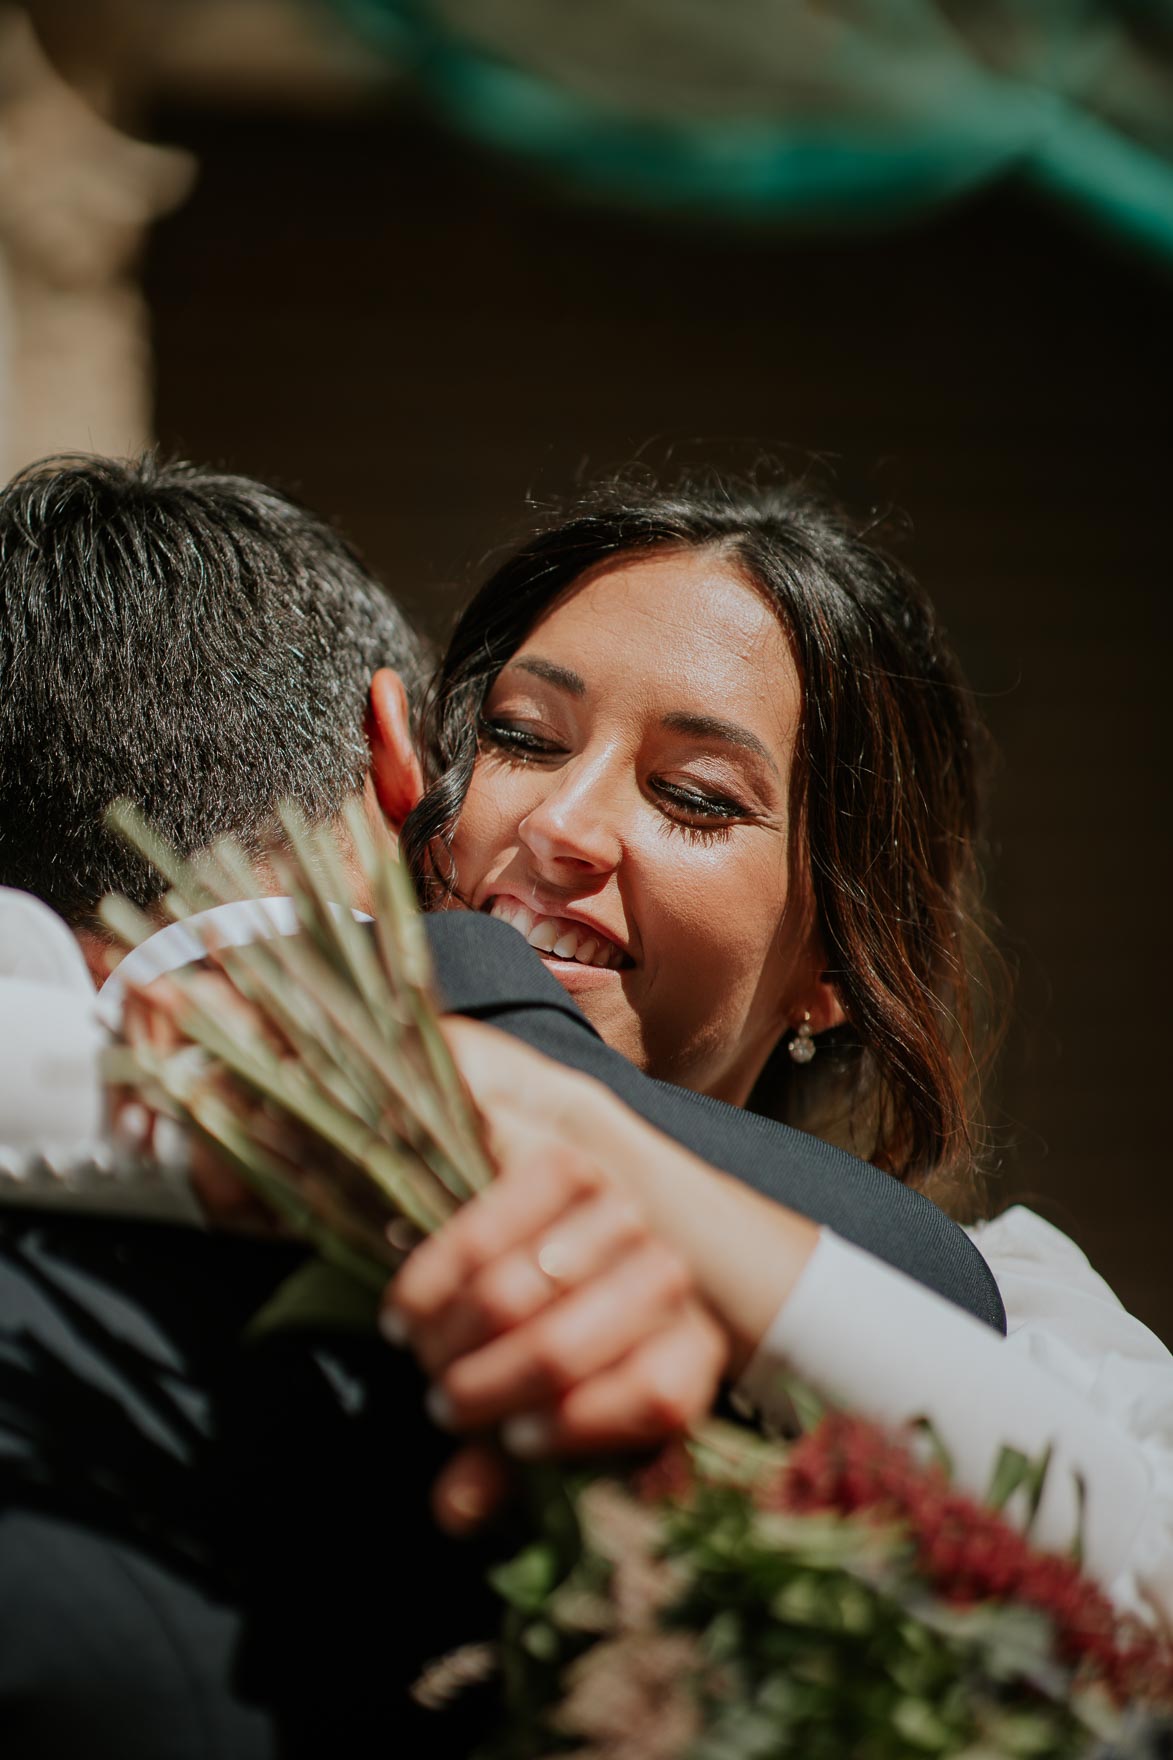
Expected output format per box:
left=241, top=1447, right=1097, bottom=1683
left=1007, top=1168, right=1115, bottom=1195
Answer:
left=404, top=472, right=992, bottom=1205
left=384, top=471, right=1173, bottom=1625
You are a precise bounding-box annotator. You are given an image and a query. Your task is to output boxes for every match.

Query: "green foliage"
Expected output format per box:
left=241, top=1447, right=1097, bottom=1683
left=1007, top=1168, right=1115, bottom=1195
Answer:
left=987, top=1444, right=1053, bottom=1530
left=247, top=1257, right=383, bottom=1337
left=490, top=1542, right=564, bottom=1615
left=101, top=797, right=492, bottom=1276
left=480, top=1433, right=1133, bottom=1759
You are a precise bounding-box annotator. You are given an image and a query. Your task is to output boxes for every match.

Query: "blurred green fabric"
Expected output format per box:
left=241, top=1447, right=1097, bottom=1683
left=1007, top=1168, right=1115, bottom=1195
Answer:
left=320, top=0, right=1173, bottom=259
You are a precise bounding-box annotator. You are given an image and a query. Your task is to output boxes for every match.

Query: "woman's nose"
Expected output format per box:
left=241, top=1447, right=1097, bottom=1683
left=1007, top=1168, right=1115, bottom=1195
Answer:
left=517, top=760, right=624, bottom=878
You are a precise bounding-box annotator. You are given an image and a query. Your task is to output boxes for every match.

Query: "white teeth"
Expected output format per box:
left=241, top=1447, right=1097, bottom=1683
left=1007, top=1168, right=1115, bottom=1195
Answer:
left=488, top=898, right=624, bottom=968
left=489, top=898, right=534, bottom=937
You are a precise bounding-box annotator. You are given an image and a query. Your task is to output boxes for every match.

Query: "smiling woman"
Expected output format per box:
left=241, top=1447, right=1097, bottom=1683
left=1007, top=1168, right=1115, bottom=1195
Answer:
left=404, top=473, right=1000, bottom=1217
left=388, top=475, right=1173, bottom=1638
left=450, top=551, right=834, bottom=1109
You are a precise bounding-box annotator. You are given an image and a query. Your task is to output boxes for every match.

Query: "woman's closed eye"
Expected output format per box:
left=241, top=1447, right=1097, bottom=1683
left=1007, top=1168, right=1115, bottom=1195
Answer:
left=479, top=715, right=754, bottom=840
left=652, top=778, right=754, bottom=842
left=478, top=717, right=566, bottom=762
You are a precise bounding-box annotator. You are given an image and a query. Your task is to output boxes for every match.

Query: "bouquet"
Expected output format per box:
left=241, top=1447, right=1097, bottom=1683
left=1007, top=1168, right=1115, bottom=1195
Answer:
left=102, top=802, right=1173, bottom=1759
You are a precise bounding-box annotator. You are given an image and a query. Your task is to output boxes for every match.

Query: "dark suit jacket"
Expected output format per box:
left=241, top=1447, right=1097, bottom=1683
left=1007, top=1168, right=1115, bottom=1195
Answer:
left=427, top=914, right=1002, bottom=1328
left=0, top=912, right=1003, bottom=1757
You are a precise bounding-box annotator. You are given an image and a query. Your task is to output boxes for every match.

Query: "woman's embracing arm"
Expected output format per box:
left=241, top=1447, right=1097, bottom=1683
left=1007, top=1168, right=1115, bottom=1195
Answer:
left=738, top=1228, right=1168, bottom=1620
left=398, top=1018, right=823, bottom=1377
left=391, top=1019, right=1173, bottom=1626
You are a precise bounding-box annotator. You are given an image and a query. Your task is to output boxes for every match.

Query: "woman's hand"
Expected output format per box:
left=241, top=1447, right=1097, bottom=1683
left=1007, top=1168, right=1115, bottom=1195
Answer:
left=118, top=973, right=283, bottom=1230
left=431, top=1019, right=821, bottom=1378
left=385, top=1138, right=728, bottom=1459
left=383, top=1019, right=821, bottom=1533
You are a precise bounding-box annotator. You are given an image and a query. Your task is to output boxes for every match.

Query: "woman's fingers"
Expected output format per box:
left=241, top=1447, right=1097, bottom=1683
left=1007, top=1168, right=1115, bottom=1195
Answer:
left=407, top=1188, right=647, bottom=1379
left=501, top=1303, right=727, bottom=1459
left=440, top=1016, right=592, bottom=1125
left=385, top=1145, right=605, bottom=1332
left=430, top=1441, right=516, bottom=1536
left=427, top=1236, right=692, bottom=1433
left=428, top=1310, right=725, bottom=1535
left=428, top=1310, right=725, bottom=1536
left=382, top=1037, right=741, bottom=1466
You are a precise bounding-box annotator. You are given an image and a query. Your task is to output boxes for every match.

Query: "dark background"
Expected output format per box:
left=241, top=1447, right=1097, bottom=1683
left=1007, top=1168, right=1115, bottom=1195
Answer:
left=144, top=102, right=1172, bottom=1337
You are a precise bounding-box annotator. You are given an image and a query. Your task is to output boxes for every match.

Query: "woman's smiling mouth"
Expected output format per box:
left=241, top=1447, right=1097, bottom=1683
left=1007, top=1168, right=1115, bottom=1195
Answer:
left=486, top=896, right=633, bottom=971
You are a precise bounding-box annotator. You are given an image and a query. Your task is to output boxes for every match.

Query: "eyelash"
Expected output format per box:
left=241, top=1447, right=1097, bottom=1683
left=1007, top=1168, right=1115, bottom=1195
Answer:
left=477, top=718, right=745, bottom=842
left=478, top=721, right=552, bottom=760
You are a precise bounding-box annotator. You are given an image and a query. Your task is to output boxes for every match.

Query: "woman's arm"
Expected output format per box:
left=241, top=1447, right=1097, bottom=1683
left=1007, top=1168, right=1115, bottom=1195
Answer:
left=391, top=1020, right=1173, bottom=1623
left=738, top=1229, right=1162, bottom=1612
left=411, top=1017, right=822, bottom=1374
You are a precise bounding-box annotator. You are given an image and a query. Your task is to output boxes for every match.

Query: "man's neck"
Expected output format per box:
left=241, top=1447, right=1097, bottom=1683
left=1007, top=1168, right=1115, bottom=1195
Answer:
left=74, top=925, right=127, bottom=990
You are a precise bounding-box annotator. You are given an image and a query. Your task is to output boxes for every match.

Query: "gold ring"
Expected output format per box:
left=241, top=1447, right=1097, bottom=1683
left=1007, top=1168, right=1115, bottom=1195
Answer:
left=535, top=1236, right=574, bottom=1288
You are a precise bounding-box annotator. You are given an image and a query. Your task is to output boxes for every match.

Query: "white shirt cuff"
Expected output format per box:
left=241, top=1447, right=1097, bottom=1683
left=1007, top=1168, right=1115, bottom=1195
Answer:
left=736, top=1229, right=1152, bottom=1597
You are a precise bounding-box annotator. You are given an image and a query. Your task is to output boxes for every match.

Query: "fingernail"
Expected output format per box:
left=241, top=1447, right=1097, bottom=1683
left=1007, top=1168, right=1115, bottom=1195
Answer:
left=386, top=1217, right=424, bottom=1255
left=535, top=1234, right=576, bottom=1286
left=378, top=1306, right=410, bottom=1349
left=153, top=1118, right=190, bottom=1175
left=446, top=1484, right=487, bottom=1522
left=501, top=1414, right=553, bottom=1459
left=426, top=1385, right=457, bottom=1431
left=116, top=1104, right=151, bottom=1151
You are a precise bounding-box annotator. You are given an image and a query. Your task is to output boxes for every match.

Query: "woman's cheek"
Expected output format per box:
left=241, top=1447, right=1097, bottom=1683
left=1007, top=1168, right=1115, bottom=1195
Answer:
left=454, top=770, right=519, bottom=879
left=667, top=845, right=790, bottom=1007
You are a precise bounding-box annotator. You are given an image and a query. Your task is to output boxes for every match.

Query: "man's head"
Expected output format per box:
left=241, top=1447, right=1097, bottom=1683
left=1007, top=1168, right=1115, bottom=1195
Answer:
left=0, top=453, right=428, bottom=927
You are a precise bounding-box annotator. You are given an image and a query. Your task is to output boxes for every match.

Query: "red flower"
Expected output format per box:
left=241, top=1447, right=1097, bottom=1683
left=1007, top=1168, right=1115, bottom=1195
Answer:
left=637, top=1438, right=697, bottom=1507
left=758, top=1412, right=1173, bottom=1709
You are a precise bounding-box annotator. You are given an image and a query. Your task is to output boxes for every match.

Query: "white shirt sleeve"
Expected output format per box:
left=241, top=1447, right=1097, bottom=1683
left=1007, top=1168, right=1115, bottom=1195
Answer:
left=0, top=887, right=96, bottom=995
left=736, top=1209, right=1173, bottom=1626
left=0, top=889, right=106, bottom=1152
left=0, top=889, right=205, bottom=1222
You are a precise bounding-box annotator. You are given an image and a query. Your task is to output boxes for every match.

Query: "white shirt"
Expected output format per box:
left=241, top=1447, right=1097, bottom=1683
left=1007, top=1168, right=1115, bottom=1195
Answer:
left=4, top=889, right=1172, bottom=1620
left=0, top=887, right=106, bottom=1152
left=92, top=895, right=371, bottom=1030
left=739, top=1214, right=1173, bottom=1624
left=0, top=891, right=330, bottom=1218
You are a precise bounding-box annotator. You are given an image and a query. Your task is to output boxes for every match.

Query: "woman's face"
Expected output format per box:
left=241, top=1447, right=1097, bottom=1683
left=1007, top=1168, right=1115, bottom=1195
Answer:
left=448, top=549, right=827, bottom=1103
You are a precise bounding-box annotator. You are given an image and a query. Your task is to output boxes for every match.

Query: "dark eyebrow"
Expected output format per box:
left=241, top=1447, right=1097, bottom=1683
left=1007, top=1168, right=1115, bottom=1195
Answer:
left=661, top=711, right=779, bottom=775
left=508, top=657, right=587, bottom=696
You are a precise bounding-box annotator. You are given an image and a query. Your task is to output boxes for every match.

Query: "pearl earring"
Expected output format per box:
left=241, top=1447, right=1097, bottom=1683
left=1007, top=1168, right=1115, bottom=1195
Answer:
left=788, top=1011, right=816, bottom=1065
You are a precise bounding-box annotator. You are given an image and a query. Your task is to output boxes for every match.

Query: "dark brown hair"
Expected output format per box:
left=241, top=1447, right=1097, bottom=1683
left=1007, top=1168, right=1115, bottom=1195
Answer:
left=403, top=472, right=1005, bottom=1215
left=0, top=453, right=427, bottom=926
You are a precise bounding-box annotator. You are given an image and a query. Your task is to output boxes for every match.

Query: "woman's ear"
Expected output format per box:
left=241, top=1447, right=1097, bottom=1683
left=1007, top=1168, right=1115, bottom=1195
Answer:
left=806, top=972, right=848, bottom=1037
left=366, top=668, right=424, bottom=832
left=796, top=944, right=847, bottom=1038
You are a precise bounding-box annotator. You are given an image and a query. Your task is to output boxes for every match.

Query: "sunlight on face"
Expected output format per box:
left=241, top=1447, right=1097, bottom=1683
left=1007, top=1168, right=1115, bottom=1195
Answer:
left=448, top=550, right=824, bottom=1102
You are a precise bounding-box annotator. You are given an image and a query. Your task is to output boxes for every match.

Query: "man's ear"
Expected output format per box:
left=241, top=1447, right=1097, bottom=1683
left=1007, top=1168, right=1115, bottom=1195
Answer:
left=366, top=668, right=424, bottom=832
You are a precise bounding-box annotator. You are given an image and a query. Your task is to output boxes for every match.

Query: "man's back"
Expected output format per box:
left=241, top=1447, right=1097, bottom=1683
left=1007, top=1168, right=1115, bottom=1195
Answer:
left=0, top=452, right=1003, bottom=1754
left=0, top=1201, right=532, bottom=1758
left=0, top=1210, right=286, bottom=1759
left=0, top=909, right=1004, bottom=1758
